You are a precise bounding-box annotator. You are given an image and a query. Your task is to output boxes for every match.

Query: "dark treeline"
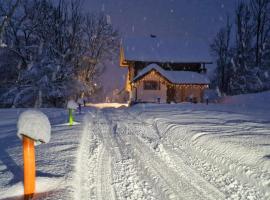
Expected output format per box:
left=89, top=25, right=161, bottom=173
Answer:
left=211, top=0, right=270, bottom=95
left=0, top=0, right=119, bottom=108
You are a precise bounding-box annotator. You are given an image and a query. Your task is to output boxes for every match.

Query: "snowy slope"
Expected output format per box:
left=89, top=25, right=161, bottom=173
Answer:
left=221, top=91, right=270, bottom=110
left=0, top=91, right=270, bottom=199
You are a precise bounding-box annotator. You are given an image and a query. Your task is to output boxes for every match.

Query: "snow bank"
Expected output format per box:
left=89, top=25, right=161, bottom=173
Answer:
left=221, top=91, right=270, bottom=109
left=17, top=110, right=51, bottom=145
left=67, top=100, right=78, bottom=109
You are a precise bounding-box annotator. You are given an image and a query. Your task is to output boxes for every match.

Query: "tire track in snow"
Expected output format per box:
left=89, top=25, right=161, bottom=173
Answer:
left=96, top=110, right=156, bottom=200
left=106, top=109, right=175, bottom=199
left=156, top=143, right=226, bottom=199
left=73, top=116, right=100, bottom=200
left=158, top=120, right=267, bottom=199
left=75, top=108, right=267, bottom=199
left=132, top=110, right=266, bottom=199
left=95, top=145, right=116, bottom=200
left=127, top=134, right=209, bottom=200
left=113, top=122, right=167, bottom=200
left=92, top=112, right=116, bottom=200
left=74, top=113, right=116, bottom=200
left=114, top=110, right=218, bottom=199
left=124, top=111, right=262, bottom=199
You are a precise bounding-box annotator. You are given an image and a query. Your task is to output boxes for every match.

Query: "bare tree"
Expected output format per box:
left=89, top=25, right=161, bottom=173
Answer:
left=210, top=17, right=232, bottom=94
left=211, top=0, right=270, bottom=95
left=250, top=0, right=270, bottom=66
left=235, top=2, right=253, bottom=68
left=0, top=0, right=119, bottom=107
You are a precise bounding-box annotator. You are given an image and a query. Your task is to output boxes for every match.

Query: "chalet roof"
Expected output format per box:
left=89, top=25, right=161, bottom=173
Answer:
left=122, top=37, right=212, bottom=64
left=132, top=64, right=210, bottom=85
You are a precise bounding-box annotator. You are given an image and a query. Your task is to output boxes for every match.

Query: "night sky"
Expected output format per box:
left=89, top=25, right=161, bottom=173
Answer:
left=83, top=0, right=238, bottom=97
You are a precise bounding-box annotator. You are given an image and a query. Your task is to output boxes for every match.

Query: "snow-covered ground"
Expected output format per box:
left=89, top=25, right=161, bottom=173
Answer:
left=0, top=108, right=86, bottom=200
left=0, top=92, right=270, bottom=199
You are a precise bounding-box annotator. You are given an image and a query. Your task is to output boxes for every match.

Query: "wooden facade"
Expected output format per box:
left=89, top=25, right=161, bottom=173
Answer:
left=131, top=70, right=208, bottom=103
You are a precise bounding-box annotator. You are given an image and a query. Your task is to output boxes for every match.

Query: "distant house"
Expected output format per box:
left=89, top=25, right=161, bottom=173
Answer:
left=120, top=36, right=212, bottom=104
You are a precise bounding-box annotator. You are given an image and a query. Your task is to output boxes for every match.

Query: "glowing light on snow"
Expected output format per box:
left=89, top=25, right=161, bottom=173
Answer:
left=87, top=103, right=128, bottom=109
left=55, top=122, right=80, bottom=127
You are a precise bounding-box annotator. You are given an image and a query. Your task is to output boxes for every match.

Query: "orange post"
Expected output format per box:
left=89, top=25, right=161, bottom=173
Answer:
left=23, top=136, right=36, bottom=199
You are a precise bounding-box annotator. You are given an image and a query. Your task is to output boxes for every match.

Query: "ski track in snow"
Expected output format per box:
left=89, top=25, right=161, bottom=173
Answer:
left=73, top=106, right=270, bottom=200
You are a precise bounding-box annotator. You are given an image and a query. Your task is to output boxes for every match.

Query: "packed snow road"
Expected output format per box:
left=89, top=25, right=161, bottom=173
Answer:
left=1, top=94, right=270, bottom=199
left=73, top=104, right=270, bottom=200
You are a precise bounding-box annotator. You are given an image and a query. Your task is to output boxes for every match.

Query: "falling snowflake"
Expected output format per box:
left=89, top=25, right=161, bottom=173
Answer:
left=106, top=15, right=111, bottom=24
left=264, top=71, right=269, bottom=78
left=101, top=4, right=105, bottom=12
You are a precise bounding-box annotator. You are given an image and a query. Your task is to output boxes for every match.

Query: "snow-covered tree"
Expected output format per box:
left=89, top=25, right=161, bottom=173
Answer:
left=211, top=1, right=270, bottom=95
left=77, top=13, right=119, bottom=97
left=0, top=0, right=119, bottom=107
left=0, top=0, right=21, bottom=46
left=230, top=2, right=255, bottom=94
left=250, top=0, right=270, bottom=66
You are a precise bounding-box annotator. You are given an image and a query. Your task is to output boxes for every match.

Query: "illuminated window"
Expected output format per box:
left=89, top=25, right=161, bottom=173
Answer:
left=144, top=81, right=160, bottom=90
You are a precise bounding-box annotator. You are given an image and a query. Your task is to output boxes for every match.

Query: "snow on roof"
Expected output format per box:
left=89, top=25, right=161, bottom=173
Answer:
left=133, top=64, right=210, bottom=85
left=122, top=37, right=212, bottom=63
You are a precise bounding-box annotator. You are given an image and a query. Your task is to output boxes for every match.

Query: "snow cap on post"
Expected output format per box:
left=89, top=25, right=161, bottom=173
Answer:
left=17, top=110, right=51, bottom=145
left=77, top=98, right=84, bottom=105
left=67, top=100, right=78, bottom=109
